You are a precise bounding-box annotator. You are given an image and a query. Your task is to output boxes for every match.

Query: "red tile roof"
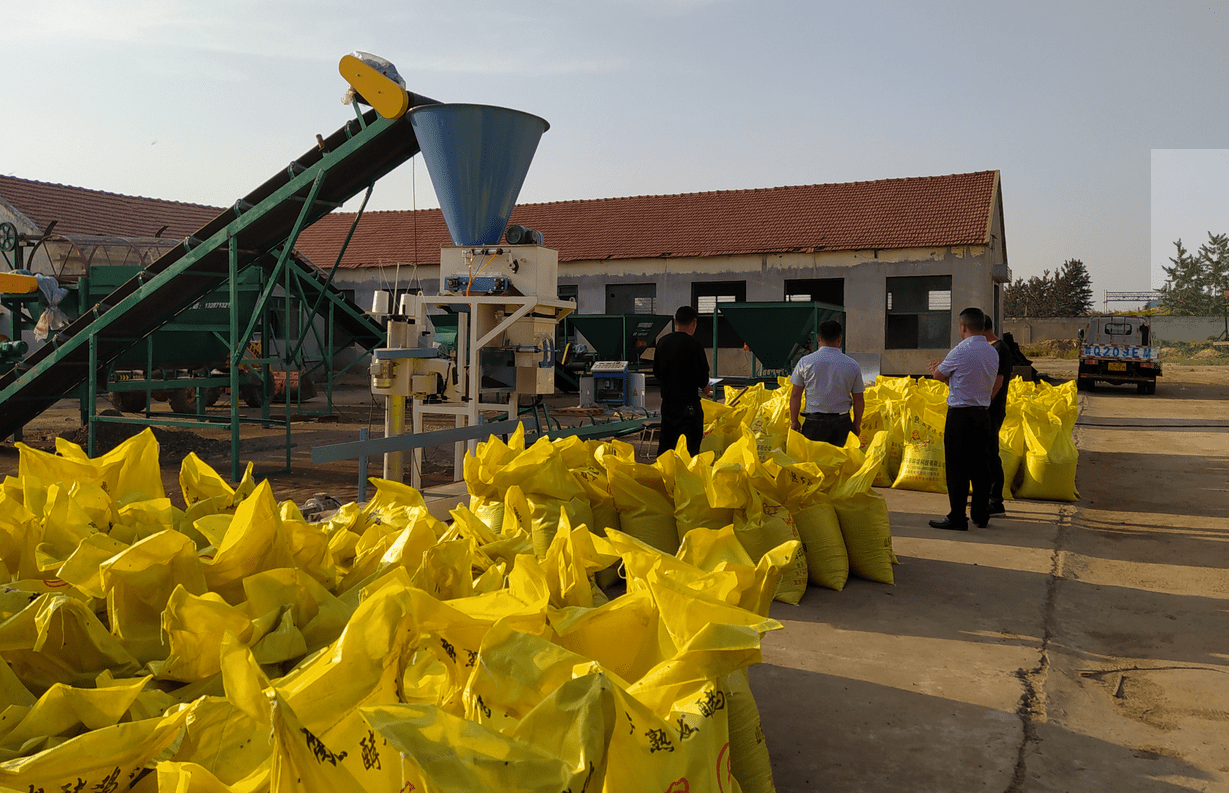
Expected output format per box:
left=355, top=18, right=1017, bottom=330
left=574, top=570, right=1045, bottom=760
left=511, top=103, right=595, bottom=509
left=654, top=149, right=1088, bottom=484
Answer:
left=1, top=170, right=1000, bottom=269
left=0, top=175, right=221, bottom=239
left=295, top=170, right=1001, bottom=268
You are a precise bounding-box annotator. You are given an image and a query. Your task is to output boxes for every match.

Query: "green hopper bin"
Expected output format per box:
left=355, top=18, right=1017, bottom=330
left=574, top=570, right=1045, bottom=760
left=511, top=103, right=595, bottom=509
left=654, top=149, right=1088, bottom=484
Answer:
left=566, top=314, right=674, bottom=363
left=716, top=301, right=845, bottom=373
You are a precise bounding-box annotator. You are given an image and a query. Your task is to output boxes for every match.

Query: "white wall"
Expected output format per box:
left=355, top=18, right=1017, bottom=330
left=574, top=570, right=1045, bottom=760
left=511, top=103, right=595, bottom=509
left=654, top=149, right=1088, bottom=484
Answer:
left=333, top=245, right=1006, bottom=376
left=1002, top=316, right=1227, bottom=345
left=560, top=245, right=1001, bottom=375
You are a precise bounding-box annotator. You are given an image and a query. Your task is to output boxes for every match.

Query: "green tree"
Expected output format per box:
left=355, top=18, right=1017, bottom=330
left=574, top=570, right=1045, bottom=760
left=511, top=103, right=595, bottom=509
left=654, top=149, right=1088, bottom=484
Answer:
left=1055, top=259, right=1094, bottom=316
left=1160, top=235, right=1226, bottom=315
left=1004, top=259, right=1093, bottom=317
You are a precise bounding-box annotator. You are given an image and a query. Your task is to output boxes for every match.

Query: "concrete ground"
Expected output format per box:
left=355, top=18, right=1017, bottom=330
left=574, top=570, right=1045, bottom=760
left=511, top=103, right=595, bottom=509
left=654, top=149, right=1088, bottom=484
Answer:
left=752, top=362, right=1229, bottom=792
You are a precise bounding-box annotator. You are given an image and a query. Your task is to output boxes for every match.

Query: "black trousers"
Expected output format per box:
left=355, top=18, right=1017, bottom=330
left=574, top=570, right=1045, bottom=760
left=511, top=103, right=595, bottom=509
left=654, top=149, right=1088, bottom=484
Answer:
left=801, top=412, right=853, bottom=446
left=658, top=403, right=703, bottom=457
left=945, top=406, right=992, bottom=524
left=987, top=405, right=1007, bottom=507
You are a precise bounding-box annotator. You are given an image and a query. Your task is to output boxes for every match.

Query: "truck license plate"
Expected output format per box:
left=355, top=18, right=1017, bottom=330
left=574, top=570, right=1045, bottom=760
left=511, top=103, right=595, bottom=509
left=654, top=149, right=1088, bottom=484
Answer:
left=1108, top=362, right=1127, bottom=371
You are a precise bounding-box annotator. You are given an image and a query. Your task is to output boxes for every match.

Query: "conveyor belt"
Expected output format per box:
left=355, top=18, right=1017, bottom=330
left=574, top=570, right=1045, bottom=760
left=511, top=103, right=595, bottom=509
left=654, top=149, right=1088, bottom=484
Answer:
left=0, top=96, right=436, bottom=438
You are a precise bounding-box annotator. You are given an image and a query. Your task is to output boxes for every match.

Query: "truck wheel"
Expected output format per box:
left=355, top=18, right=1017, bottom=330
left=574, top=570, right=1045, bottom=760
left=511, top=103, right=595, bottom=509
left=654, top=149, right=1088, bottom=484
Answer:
left=169, top=389, right=200, bottom=414
left=1136, top=382, right=1149, bottom=395
left=240, top=384, right=264, bottom=408
left=108, top=390, right=148, bottom=413
left=204, top=387, right=222, bottom=407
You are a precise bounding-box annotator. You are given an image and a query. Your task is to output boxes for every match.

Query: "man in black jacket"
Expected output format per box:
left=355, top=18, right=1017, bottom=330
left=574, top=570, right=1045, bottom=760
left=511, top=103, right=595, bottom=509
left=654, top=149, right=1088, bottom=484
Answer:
left=983, top=316, right=1015, bottom=516
left=652, top=305, right=711, bottom=457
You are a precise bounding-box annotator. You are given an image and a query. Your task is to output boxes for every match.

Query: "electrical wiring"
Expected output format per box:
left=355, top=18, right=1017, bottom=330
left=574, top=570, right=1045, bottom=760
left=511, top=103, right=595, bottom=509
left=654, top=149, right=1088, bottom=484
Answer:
left=465, top=253, right=498, bottom=297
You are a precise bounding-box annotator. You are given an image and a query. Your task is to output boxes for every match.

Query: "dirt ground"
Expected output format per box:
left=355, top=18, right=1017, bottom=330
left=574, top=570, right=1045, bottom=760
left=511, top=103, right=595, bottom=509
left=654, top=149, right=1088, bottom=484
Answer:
left=0, top=377, right=505, bottom=509
left=2, top=359, right=1226, bottom=791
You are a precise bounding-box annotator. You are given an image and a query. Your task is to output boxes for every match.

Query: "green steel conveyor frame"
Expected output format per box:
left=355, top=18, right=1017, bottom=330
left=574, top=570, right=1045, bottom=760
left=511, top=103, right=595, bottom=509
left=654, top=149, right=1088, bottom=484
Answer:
left=0, top=95, right=438, bottom=480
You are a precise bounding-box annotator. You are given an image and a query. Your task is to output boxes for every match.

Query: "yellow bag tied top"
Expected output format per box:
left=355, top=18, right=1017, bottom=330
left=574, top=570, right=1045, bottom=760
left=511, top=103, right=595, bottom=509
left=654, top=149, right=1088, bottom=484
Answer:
left=1015, top=403, right=1079, bottom=502
left=891, top=411, right=947, bottom=493
left=734, top=493, right=808, bottom=605
left=792, top=500, right=848, bottom=592
left=607, top=459, right=680, bottom=555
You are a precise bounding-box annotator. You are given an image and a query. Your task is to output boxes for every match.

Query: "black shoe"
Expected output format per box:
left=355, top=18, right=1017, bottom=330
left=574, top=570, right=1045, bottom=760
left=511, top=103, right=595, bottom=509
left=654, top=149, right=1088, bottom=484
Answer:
left=929, top=517, right=969, bottom=531
left=972, top=518, right=989, bottom=529
left=987, top=503, right=1006, bottom=517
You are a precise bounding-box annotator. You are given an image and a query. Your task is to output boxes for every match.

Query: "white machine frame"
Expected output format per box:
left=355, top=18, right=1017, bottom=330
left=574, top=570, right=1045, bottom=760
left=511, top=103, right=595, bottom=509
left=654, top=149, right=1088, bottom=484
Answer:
left=402, top=292, right=573, bottom=488
left=371, top=244, right=575, bottom=488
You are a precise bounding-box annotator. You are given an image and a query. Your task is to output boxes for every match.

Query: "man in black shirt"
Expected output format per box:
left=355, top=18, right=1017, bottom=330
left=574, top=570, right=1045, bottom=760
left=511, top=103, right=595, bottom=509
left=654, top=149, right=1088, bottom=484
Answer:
left=652, top=305, right=712, bottom=457
left=984, top=316, right=1014, bottom=516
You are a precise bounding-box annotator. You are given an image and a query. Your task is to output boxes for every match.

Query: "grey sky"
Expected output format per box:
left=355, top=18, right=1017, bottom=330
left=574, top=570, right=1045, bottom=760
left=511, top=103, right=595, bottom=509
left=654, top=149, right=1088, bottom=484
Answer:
left=5, top=1, right=1228, bottom=304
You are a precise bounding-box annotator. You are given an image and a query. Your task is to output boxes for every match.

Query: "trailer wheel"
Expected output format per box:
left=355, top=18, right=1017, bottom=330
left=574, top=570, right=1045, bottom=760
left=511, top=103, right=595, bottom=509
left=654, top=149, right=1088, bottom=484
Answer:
left=108, top=390, right=148, bottom=413
left=205, top=387, right=222, bottom=406
left=169, top=388, right=201, bottom=414
left=240, top=384, right=265, bottom=408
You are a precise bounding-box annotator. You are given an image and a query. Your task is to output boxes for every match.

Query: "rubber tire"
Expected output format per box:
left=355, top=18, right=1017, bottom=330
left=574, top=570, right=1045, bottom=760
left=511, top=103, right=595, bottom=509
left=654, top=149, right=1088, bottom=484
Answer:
left=168, top=389, right=198, bottom=414
left=108, top=390, right=148, bottom=413
left=296, top=374, right=317, bottom=401
left=204, top=387, right=222, bottom=407
left=240, top=384, right=264, bottom=408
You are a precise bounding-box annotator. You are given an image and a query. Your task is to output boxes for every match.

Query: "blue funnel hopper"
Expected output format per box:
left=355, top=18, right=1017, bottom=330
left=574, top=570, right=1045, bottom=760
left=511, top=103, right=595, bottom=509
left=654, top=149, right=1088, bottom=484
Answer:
left=408, top=104, right=549, bottom=246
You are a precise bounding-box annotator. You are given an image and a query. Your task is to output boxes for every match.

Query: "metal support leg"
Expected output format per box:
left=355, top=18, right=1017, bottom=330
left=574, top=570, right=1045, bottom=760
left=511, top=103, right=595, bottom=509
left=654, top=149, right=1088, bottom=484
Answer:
left=230, top=234, right=242, bottom=482
left=411, top=398, right=424, bottom=491
left=88, top=333, right=98, bottom=457
left=357, top=426, right=369, bottom=502
left=384, top=394, right=405, bottom=483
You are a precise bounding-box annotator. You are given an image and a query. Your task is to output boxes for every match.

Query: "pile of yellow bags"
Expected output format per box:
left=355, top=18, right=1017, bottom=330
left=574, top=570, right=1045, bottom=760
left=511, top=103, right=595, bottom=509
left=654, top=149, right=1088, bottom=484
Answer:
left=859, top=376, right=1080, bottom=502
left=467, top=407, right=898, bottom=597
left=0, top=429, right=795, bottom=792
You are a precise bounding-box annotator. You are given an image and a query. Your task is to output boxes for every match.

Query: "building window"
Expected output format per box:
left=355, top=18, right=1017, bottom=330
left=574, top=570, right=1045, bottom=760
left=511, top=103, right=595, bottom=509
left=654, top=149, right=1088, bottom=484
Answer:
left=606, top=283, right=656, bottom=315
left=692, top=281, right=746, bottom=347
left=885, top=275, right=952, bottom=349
left=785, top=278, right=844, bottom=307
left=692, top=281, right=746, bottom=313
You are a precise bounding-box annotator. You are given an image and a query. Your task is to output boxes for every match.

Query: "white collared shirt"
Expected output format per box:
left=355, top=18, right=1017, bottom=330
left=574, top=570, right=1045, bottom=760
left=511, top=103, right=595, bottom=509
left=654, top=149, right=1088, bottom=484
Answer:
left=789, top=346, right=864, bottom=414
left=938, top=334, right=999, bottom=407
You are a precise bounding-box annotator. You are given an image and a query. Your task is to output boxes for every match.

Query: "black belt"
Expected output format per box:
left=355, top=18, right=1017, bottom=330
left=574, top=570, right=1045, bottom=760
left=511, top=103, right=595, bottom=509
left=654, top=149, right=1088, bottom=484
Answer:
left=804, top=411, right=846, bottom=417
left=948, top=405, right=988, bottom=411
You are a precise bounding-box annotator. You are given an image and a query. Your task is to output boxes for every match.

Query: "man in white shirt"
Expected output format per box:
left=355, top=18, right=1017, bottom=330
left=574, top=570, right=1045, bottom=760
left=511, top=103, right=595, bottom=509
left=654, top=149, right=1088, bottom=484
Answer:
left=789, top=320, right=864, bottom=446
left=927, top=307, right=1000, bottom=530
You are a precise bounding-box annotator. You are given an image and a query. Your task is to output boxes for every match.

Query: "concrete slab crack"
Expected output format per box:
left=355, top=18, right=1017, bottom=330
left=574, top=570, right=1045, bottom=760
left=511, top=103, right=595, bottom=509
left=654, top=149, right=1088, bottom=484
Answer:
left=1005, top=503, right=1074, bottom=793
